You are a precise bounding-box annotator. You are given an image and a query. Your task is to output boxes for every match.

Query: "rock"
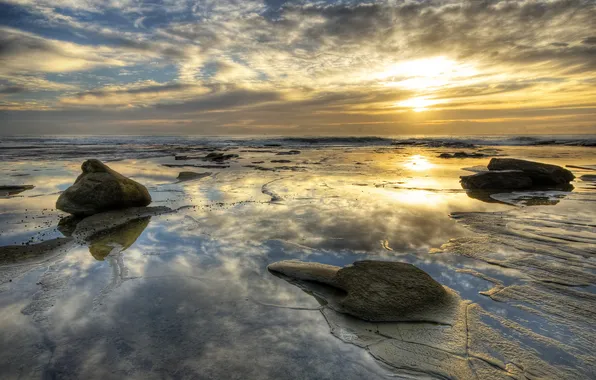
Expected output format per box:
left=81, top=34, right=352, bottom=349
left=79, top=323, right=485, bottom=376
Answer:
left=57, top=215, right=83, bottom=237
left=438, top=151, right=486, bottom=159
left=244, top=165, right=275, bottom=171
left=270, top=159, right=292, bottom=163
left=71, top=206, right=171, bottom=241
left=0, top=238, right=74, bottom=265
left=268, top=260, right=340, bottom=284
left=460, top=171, right=533, bottom=190
left=163, top=164, right=229, bottom=169
left=203, top=153, right=239, bottom=162
left=276, top=150, right=301, bottom=155
left=177, top=171, right=211, bottom=182
left=488, top=158, right=574, bottom=185
left=0, top=185, right=35, bottom=196
left=56, top=159, right=151, bottom=216
left=268, top=260, right=449, bottom=322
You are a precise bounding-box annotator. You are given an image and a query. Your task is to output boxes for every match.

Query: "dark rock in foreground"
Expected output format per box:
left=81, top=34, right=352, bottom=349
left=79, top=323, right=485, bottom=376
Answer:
left=56, top=159, right=151, bottom=216
left=460, top=158, right=575, bottom=190
left=268, top=260, right=448, bottom=322
left=460, top=171, right=533, bottom=190
left=487, top=158, right=574, bottom=185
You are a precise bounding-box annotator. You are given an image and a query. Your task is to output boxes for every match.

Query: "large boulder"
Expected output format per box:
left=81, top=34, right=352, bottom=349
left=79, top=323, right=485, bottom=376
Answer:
left=460, top=171, right=533, bottom=190
left=487, top=158, right=574, bottom=185
left=268, top=260, right=448, bottom=322
left=56, top=159, right=151, bottom=216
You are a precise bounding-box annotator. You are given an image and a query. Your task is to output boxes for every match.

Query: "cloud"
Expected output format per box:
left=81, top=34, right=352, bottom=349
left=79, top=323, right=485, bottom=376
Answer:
left=0, top=28, right=129, bottom=74
left=59, top=81, right=209, bottom=107
left=134, top=16, right=147, bottom=29
left=0, top=85, right=26, bottom=94
left=0, top=0, right=595, bottom=134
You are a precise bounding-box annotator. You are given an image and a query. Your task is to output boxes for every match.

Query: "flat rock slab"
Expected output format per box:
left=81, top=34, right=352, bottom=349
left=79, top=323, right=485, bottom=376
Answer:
left=269, top=260, right=449, bottom=322
left=0, top=185, right=35, bottom=196
left=0, top=238, right=74, bottom=266
left=71, top=206, right=172, bottom=241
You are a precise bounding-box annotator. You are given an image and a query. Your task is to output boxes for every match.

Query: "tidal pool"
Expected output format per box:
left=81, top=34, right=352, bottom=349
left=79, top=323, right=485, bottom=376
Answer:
left=1, top=141, right=595, bottom=379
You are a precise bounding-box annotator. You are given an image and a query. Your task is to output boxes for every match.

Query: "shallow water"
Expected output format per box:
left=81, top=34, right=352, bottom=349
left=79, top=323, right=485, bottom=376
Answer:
left=1, top=140, right=595, bottom=379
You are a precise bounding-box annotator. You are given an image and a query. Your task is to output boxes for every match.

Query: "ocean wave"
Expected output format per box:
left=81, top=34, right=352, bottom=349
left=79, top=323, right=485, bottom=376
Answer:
left=0, top=135, right=593, bottom=161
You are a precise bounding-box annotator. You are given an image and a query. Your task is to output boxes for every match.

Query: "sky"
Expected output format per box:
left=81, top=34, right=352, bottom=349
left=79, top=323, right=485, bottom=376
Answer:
left=0, top=0, right=595, bottom=136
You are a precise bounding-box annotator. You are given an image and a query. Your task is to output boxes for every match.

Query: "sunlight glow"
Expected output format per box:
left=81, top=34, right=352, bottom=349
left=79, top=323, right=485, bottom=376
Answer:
left=404, top=155, right=434, bottom=171
left=378, top=57, right=477, bottom=90
left=397, top=97, right=446, bottom=112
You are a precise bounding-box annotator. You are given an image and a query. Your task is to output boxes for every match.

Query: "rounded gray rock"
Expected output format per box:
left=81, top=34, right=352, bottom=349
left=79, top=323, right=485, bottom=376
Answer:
left=56, top=159, right=151, bottom=216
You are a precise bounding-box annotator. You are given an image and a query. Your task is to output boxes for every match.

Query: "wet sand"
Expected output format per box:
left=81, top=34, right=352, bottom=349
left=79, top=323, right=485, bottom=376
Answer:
left=0, top=141, right=595, bottom=379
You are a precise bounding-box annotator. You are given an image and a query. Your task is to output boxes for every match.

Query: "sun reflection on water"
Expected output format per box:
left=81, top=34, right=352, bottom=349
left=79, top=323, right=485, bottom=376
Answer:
left=404, top=155, right=434, bottom=171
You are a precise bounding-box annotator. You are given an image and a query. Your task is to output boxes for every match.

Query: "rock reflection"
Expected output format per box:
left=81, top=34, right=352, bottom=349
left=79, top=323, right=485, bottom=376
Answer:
left=87, top=217, right=151, bottom=260
left=464, top=184, right=573, bottom=206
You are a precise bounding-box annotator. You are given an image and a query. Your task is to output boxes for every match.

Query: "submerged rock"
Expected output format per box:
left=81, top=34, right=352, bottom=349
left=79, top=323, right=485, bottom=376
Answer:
left=0, top=238, right=74, bottom=266
left=460, top=171, right=533, bottom=190
left=488, top=158, right=575, bottom=185
left=71, top=206, right=171, bottom=241
left=438, top=151, right=486, bottom=159
left=56, top=159, right=152, bottom=216
left=0, top=184, right=35, bottom=196
left=268, top=260, right=449, bottom=322
left=163, top=163, right=229, bottom=169
left=203, top=152, right=239, bottom=162
left=177, top=171, right=211, bottom=182
left=276, top=150, right=301, bottom=155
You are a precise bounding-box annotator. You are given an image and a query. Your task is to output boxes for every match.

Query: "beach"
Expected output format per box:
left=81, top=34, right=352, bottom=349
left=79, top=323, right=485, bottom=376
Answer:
left=1, top=135, right=595, bottom=379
